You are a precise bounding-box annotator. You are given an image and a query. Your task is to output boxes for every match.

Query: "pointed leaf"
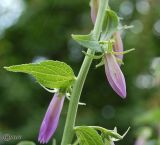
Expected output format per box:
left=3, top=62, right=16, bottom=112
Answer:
left=4, top=60, right=76, bottom=89
left=75, top=126, right=104, bottom=145
left=72, top=33, right=102, bottom=52
left=101, top=9, right=119, bottom=40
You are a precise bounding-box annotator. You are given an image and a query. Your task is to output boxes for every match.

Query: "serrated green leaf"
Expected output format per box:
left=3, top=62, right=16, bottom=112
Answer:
left=17, top=141, right=36, bottom=145
left=72, top=33, right=103, bottom=52
left=75, top=126, right=104, bottom=145
left=101, top=9, right=119, bottom=40
left=4, top=60, right=76, bottom=89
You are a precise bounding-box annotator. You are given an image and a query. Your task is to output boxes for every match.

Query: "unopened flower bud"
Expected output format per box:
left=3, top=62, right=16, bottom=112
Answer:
left=90, top=0, right=99, bottom=24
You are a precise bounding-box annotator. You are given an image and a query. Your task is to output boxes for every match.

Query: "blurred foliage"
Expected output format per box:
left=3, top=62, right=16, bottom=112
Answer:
left=17, top=141, right=36, bottom=145
left=0, top=0, right=160, bottom=145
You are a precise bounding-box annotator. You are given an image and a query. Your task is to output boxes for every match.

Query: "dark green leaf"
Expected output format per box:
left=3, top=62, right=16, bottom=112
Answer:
left=4, top=60, right=76, bottom=89
left=75, top=126, right=104, bottom=145
left=72, top=33, right=102, bottom=52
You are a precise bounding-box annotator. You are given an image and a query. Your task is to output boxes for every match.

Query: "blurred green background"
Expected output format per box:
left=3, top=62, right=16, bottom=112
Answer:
left=0, top=0, right=160, bottom=145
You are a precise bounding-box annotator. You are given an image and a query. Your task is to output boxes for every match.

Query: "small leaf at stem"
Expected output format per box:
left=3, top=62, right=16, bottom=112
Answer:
left=101, top=9, right=119, bottom=40
left=75, top=126, right=104, bottom=145
left=72, top=33, right=103, bottom=52
left=4, top=60, right=76, bottom=89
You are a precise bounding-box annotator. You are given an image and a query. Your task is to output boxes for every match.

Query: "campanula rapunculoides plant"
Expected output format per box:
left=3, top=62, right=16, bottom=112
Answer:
left=4, top=0, right=134, bottom=144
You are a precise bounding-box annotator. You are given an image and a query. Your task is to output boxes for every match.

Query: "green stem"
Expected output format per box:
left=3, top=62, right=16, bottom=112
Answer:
left=61, top=0, right=108, bottom=145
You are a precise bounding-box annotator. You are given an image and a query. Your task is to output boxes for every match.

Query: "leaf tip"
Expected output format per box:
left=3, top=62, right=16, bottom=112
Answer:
left=4, top=66, right=10, bottom=71
left=71, top=34, right=76, bottom=39
left=122, top=126, right=131, bottom=138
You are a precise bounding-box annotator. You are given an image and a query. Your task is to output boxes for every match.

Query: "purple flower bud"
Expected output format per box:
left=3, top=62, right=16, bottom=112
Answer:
left=104, top=54, right=126, bottom=98
left=38, top=93, right=65, bottom=144
left=90, top=0, right=99, bottom=24
left=113, top=32, right=124, bottom=61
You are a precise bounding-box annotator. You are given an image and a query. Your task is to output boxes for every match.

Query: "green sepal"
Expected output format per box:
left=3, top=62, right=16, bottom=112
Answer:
left=90, top=126, right=130, bottom=142
left=96, top=58, right=105, bottom=68
left=116, top=58, right=124, bottom=65
left=119, top=25, right=134, bottom=30
left=112, top=48, right=135, bottom=55
left=104, top=127, right=130, bottom=142
left=4, top=60, right=76, bottom=90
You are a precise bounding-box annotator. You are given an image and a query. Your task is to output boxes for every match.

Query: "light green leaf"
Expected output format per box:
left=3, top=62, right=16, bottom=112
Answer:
left=101, top=9, right=119, bottom=40
left=134, top=108, right=160, bottom=125
left=17, top=141, right=36, bottom=145
left=4, top=60, right=76, bottom=89
left=75, top=126, right=104, bottom=145
left=72, top=33, right=102, bottom=52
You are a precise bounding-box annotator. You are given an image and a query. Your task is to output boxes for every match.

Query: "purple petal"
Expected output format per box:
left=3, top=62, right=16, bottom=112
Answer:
left=90, top=0, right=99, bottom=24
left=113, top=32, right=124, bottom=61
left=38, top=93, right=65, bottom=144
left=105, top=54, right=126, bottom=98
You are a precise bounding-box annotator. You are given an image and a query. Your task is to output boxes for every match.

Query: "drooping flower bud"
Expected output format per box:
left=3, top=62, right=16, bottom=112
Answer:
left=90, top=0, right=99, bottom=24
left=113, top=32, right=124, bottom=61
left=38, top=93, right=65, bottom=144
left=104, top=54, right=126, bottom=98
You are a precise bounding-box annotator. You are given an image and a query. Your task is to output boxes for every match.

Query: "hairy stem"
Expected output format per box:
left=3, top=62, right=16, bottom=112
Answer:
left=61, top=0, right=108, bottom=144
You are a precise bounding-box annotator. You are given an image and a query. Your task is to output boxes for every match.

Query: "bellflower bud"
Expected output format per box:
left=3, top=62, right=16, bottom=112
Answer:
left=38, top=93, right=65, bottom=144
left=104, top=54, right=126, bottom=98
left=90, top=0, right=99, bottom=24
left=113, top=32, right=124, bottom=61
